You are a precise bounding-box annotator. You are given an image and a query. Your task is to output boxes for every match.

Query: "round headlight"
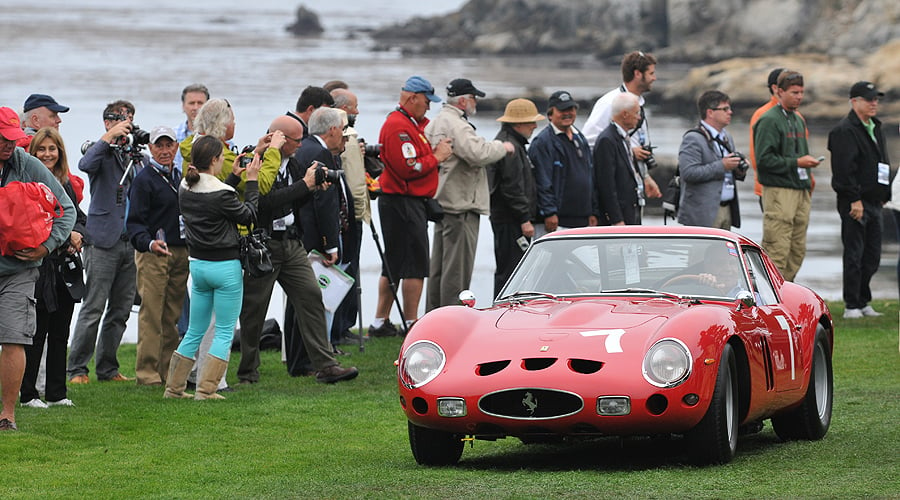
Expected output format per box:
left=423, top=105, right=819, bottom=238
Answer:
left=642, top=339, right=692, bottom=388
left=399, top=340, right=445, bottom=388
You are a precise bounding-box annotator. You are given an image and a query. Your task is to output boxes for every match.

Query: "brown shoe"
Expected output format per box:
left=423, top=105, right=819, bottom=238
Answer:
left=69, top=374, right=90, bottom=384
left=102, top=373, right=134, bottom=382
left=315, top=364, right=359, bottom=384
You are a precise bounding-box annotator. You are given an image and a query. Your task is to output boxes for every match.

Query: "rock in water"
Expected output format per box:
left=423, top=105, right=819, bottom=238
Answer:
left=286, top=5, right=324, bottom=36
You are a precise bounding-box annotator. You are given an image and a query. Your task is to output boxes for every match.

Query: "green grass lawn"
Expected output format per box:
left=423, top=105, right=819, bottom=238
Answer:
left=2, top=300, right=898, bottom=499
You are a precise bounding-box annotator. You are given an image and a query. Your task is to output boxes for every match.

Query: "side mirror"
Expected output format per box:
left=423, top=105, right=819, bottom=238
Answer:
left=458, top=290, right=476, bottom=308
left=735, top=290, right=755, bottom=311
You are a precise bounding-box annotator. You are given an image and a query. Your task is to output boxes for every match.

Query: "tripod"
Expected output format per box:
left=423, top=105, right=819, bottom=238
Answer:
left=368, top=220, right=408, bottom=337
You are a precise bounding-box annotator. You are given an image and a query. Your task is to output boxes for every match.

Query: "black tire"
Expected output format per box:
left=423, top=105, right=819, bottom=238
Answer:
left=408, top=421, right=464, bottom=466
left=772, top=325, right=833, bottom=441
left=686, top=343, right=739, bottom=465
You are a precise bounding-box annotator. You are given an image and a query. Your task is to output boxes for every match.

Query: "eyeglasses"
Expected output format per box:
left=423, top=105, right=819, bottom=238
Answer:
left=711, top=106, right=732, bottom=112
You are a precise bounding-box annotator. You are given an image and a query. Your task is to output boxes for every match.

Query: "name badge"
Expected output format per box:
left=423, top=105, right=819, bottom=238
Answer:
left=272, top=218, right=287, bottom=231
left=878, top=162, right=890, bottom=185
left=797, top=167, right=809, bottom=181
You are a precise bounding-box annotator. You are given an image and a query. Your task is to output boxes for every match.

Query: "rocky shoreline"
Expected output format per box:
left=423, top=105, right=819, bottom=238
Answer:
left=358, top=0, right=900, bottom=121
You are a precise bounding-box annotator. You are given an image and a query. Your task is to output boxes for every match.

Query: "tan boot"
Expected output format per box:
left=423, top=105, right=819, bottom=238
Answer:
left=194, top=355, right=228, bottom=400
left=163, top=352, right=195, bottom=399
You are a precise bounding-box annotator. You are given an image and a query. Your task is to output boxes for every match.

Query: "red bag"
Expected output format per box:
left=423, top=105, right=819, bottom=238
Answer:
left=0, top=181, right=64, bottom=256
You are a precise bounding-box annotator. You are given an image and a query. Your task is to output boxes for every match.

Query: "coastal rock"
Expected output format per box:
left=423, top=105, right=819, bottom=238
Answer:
left=285, top=5, right=324, bottom=36
left=371, top=0, right=900, bottom=64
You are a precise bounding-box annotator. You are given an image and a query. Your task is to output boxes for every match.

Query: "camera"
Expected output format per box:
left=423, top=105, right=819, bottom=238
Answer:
left=313, top=161, right=341, bottom=185
left=362, top=140, right=382, bottom=158
left=733, top=152, right=750, bottom=173
left=238, top=145, right=255, bottom=169
left=642, top=145, right=658, bottom=170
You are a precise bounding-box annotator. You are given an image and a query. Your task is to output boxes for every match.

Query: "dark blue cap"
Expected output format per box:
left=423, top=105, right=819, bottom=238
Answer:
left=24, top=94, right=69, bottom=113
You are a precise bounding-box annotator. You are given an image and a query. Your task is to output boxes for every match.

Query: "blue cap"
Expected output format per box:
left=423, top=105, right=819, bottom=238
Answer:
left=23, top=94, right=69, bottom=113
left=402, top=76, right=441, bottom=103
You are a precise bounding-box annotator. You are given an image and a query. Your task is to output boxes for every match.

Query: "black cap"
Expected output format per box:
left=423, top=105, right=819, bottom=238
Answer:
left=446, top=78, right=485, bottom=98
left=24, top=94, right=69, bottom=113
left=767, top=68, right=784, bottom=88
left=548, top=90, right=577, bottom=111
left=849, top=81, right=884, bottom=100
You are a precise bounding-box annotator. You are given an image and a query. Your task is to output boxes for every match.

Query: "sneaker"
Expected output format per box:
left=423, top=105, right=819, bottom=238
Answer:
left=69, top=374, right=90, bottom=384
left=315, top=364, right=359, bottom=384
left=100, top=373, right=134, bottom=382
left=47, top=398, right=75, bottom=407
left=21, top=399, right=48, bottom=409
left=843, top=308, right=863, bottom=319
left=0, top=418, right=17, bottom=431
left=367, top=321, right=398, bottom=338
left=861, top=305, right=883, bottom=317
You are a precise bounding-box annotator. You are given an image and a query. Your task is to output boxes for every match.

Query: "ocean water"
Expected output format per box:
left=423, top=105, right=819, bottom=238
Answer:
left=2, top=0, right=896, bottom=343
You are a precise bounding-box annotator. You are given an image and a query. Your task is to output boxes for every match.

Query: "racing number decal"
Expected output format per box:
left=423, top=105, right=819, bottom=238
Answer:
left=580, top=329, right=626, bottom=353
left=774, top=315, right=796, bottom=380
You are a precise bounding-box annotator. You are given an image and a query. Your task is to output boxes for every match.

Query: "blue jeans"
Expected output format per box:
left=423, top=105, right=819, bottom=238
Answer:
left=67, top=241, right=136, bottom=380
left=176, top=259, right=243, bottom=361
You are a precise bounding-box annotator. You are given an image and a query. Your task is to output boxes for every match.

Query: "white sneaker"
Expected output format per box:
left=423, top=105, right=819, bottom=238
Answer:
left=843, top=308, right=863, bottom=319
left=47, top=398, right=75, bottom=407
left=21, top=399, right=48, bottom=409
left=861, top=305, right=883, bottom=317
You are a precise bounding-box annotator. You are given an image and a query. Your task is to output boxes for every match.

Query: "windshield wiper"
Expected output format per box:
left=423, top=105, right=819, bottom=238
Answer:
left=600, top=288, right=686, bottom=301
left=500, top=290, right=561, bottom=303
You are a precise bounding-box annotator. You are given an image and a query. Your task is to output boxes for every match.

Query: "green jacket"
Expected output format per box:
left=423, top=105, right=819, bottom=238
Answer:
left=179, top=135, right=282, bottom=199
left=753, top=105, right=811, bottom=190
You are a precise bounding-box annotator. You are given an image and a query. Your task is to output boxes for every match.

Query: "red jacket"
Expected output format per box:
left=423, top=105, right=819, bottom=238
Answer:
left=377, top=106, right=439, bottom=197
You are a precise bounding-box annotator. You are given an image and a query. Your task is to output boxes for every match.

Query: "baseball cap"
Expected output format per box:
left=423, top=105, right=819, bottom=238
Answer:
left=0, top=107, right=27, bottom=141
left=548, top=90, right=578, bottom=111
left=849, top=81, right=884, bottom=100
left=149, top=125, right=177, bottom=143
left=402, top=76, right=441, bottom=103
left=447, top=78, right=486, bottom=98
left=23, top=94, right=70, bottom=113
left=766, top=68, right=784, bottom=88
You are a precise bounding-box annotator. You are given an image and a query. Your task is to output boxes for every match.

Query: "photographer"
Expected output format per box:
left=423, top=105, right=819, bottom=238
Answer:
left=677, top=90, right=745, bottom=230
left=68, top=100, right=142, bottom=384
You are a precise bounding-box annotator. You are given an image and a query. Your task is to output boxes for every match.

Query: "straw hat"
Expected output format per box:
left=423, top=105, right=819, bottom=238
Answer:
left=496, top=98, right=545, bottom=123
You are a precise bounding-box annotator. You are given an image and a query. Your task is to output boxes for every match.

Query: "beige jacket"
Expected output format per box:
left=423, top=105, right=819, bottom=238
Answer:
left=340, top=126, right=371, bottom=224
left=425, top=105, right=507, bottom=215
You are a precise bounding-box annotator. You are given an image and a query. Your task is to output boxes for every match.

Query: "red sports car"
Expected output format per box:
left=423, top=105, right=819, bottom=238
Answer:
left=397, top=227, right=833, bottom=465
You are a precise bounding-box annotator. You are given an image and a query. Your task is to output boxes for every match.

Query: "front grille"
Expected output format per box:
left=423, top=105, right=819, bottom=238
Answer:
left=479, top=388, right=583, bottom=420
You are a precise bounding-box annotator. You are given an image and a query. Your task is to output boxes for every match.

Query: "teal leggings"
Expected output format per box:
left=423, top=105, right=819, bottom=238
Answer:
left=176, top=259, right=243, bottom=361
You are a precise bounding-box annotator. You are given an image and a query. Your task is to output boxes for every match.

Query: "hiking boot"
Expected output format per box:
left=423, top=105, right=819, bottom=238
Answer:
left=315, top=364, right=359, bottom=384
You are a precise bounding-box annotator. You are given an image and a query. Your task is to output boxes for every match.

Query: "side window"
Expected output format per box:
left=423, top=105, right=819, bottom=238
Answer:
left=744, top=249, right=779, bottom=305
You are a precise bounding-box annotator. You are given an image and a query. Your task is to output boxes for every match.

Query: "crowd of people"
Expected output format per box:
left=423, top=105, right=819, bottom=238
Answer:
left=0, top=49, right=894, bottom=432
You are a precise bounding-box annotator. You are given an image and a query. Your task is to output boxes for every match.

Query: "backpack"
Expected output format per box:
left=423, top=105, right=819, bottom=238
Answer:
left=0, top=180, right=65, bottom=256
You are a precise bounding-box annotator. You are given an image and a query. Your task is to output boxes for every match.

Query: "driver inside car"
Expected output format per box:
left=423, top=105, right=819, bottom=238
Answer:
left=661, top=243, right=749, bottom=297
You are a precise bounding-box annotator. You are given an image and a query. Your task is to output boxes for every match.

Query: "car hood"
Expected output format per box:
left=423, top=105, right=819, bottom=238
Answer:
left=495, top=298, right=683, bottom=331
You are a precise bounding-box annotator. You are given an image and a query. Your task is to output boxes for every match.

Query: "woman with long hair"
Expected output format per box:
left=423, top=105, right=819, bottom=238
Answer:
left=19, top=127, right=87, bottom=408
left=164, top=135, right=260, bottom=400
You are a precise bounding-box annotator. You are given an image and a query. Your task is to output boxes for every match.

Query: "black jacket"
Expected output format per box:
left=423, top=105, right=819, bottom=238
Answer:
left=828, top=110, right=891, bottom=203
left=178, top=174, right=258, bottom=261
left=593, top=123, right=639, bottom=225
left=294, top=136, right=342, bottom=257
left=257, top=155, right=314, bottom=235
left=488, top=124, right=536, bottom=225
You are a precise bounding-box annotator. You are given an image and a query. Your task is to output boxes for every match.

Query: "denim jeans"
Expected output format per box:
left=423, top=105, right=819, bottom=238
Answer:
left=67, top=241, right=136, bottom=380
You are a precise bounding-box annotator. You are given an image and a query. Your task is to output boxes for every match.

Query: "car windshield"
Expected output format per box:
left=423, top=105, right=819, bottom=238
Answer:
left=498, top=235, right=751, bottom=301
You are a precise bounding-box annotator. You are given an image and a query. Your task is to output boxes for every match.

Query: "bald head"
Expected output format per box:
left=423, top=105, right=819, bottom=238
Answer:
left=269, top=115, right=304, bottom=156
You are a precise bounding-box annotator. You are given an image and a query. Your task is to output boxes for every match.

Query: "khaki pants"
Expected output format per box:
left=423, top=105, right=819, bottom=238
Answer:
left=134, top=247, right=189, bottom=385
left=761, top=186, right=810, bottom=281
left=427, top=212, right=480, bottom=311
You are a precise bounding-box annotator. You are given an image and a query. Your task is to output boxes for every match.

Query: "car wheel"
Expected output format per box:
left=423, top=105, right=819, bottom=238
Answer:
left=408, top=421, right=464, bottom=466
left=772, top=325, right=833, bottom=441
left=686, top=343, right=739, bottom=465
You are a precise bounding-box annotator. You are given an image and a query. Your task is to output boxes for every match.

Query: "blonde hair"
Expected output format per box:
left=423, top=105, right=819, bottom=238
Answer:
left=28, top=127, right=70, bottom=184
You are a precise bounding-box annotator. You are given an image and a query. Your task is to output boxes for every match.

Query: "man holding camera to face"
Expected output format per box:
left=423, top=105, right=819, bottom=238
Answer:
left=67, top=100, right=142, bottom=384
left=677, top=90, right=746, bottom=229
